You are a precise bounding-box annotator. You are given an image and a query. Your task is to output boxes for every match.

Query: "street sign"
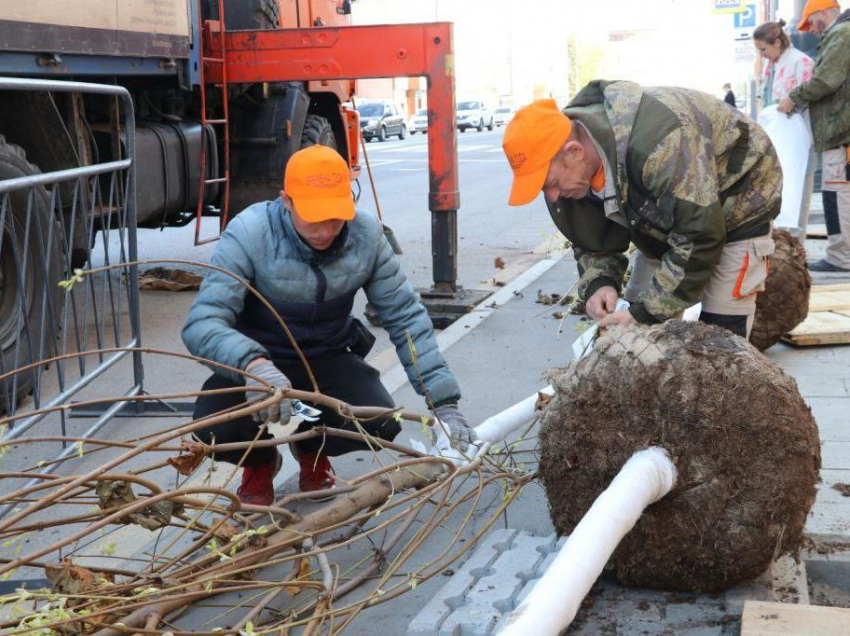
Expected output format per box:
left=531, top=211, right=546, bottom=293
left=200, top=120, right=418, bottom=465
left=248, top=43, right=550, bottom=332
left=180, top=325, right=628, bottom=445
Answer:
left=714, top=0, right=747, bottom=13
left=734, top=3, right=757, bottom=27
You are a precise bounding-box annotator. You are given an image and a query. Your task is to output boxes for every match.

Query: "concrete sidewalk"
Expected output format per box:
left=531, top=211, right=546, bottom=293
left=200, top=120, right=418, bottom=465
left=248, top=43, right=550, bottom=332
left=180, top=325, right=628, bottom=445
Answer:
left=3, top=232, right=849, bottom=634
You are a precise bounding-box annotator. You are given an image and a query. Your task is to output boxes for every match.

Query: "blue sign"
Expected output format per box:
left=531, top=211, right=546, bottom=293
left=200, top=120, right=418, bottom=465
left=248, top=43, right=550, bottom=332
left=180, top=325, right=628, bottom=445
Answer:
left=734, top=3, right=757, bottom=27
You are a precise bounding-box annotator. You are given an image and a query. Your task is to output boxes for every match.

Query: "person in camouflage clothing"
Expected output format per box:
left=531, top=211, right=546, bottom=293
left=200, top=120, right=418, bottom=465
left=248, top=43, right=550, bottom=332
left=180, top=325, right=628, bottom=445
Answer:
left=779, top=0, right=850, bottom=272
left=502, top=81, right=781, bottom=337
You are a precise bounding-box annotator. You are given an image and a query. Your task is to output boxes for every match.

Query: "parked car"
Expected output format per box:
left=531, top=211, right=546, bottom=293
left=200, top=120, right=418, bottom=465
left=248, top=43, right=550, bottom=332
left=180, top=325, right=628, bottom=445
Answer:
left=456, top=100, right=493, bottom=132
left=493, top=107, right=515, bottom=127
left=358, top=101, right=407, bottom=141
left=409, top=108, right=428, bottom=134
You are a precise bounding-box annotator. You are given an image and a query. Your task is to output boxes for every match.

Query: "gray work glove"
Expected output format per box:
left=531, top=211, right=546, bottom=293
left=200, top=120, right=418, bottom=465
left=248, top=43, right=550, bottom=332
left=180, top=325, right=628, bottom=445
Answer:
left=245, top=360, right=292, bottom=425
left=434, top=403, right=475, bottom=452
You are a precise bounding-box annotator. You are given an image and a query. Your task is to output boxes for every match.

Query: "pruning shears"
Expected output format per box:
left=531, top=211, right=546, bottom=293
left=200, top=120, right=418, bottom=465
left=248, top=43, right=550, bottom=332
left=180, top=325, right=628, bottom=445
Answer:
left=291, top=400, right=322, bottom=422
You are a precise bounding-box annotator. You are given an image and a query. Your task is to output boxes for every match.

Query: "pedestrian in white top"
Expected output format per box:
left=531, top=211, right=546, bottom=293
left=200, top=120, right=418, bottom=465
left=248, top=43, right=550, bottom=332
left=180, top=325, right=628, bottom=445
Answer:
left=754, top=19, right=815, bottom=107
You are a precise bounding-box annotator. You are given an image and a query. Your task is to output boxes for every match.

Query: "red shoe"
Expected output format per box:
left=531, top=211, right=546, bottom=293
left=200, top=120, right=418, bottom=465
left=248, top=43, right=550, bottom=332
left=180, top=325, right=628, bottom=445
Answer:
left=294, top=449, right=336, bottom=501
left=237, top=451, right=282, bottom=506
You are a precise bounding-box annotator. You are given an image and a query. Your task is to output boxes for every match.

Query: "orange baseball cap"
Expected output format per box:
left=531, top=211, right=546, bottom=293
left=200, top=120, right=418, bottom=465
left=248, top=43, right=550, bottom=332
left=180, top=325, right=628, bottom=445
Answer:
left=797, top=0, right=840, bottom=30
left=283, top=145, right=355, bottom=222
left=502, top=99, right=573, bottom=206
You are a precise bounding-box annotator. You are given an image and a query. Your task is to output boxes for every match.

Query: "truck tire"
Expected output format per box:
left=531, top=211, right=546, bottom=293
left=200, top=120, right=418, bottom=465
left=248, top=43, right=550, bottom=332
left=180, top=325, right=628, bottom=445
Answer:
left=205, top=0, right=279, bottom=30
left=0, top=136, right=63, bottom=414
left=300, top=115, right=337, bottom=150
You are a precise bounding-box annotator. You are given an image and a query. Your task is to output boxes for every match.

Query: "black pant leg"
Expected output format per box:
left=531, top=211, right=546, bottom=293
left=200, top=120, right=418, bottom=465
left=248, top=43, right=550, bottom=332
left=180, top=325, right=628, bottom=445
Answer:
left=192, top=373, right=275, bottom=467
left=698, top=311, right=748, bottom=338
left=279, top=352, right=401, bottom=456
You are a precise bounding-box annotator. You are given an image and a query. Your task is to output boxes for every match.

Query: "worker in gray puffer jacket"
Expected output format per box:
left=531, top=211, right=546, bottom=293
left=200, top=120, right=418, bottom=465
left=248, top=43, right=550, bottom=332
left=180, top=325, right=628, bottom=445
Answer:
left=182, top=145, right=472, bottom=506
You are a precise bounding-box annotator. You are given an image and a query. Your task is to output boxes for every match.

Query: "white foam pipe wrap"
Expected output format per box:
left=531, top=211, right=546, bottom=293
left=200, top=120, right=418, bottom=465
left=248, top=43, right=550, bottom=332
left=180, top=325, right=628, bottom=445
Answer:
left=473, top=386, right=554, bottom=444
left=498, top=447, right=677, bottom=636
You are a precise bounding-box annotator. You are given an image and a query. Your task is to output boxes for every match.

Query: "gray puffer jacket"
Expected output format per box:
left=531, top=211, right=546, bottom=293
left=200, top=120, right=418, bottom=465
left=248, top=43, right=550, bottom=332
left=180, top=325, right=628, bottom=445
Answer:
left=182, top=199, right=461, bottom=406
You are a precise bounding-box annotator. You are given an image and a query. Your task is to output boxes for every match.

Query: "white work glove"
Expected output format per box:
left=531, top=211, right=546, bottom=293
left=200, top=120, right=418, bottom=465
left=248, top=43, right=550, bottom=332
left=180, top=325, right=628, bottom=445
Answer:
left=434, top=403, right=475, bottom=452
left=245, top=360, right=292, bottom=425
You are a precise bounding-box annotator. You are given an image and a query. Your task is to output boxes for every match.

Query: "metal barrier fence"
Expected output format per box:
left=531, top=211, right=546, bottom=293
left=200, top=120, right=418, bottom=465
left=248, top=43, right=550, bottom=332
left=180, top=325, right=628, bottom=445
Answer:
left=0, top=78, right=142, bottom=479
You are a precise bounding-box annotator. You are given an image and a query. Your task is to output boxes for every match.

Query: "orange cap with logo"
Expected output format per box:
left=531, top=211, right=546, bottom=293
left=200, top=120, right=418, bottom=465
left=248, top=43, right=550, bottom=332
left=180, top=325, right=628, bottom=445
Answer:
left=502, top=99, right=573, bottom=206
left=797, top=0, right=840, bottom=30
left=284, top=145, right=355, bottom=222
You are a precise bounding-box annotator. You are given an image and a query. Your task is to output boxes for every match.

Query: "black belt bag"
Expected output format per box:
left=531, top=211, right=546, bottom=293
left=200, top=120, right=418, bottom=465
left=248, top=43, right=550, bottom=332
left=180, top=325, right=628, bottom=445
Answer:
left=348, top=318, right=377, bottom=359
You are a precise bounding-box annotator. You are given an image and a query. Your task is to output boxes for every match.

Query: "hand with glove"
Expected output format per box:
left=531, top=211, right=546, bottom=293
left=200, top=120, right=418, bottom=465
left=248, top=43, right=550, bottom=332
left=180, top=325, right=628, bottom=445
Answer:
left=434, top=403, right=476, bottom=452
left=245, top=358, right=292, bottom=425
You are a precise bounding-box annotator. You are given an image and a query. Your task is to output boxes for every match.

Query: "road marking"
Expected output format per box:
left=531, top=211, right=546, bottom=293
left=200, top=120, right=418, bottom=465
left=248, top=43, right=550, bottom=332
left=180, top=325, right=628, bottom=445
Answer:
left=383, top=144, right=429, bottom=153
left=367, top=159, right=406, bottom=167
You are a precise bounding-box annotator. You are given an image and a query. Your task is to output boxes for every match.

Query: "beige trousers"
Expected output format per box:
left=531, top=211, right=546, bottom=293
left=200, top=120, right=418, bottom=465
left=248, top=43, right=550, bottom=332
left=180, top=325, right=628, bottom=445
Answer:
left=822, top=147, right=850, bottom=269
left=624, top=233, right=775, bottom=337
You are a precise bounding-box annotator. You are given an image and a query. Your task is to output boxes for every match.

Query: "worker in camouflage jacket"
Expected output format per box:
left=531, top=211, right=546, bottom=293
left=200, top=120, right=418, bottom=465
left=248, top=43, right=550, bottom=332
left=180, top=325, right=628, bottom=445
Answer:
left=502, top=80, right=782, bottom=338
left=779, top=0, right=850, bottom=272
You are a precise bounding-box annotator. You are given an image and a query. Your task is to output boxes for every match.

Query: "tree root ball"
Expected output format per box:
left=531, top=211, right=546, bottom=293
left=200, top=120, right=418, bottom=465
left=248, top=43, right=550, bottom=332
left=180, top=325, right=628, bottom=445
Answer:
left=539, top=321, right=820, bottom=592
left=750, top=229, right=811, bottom=351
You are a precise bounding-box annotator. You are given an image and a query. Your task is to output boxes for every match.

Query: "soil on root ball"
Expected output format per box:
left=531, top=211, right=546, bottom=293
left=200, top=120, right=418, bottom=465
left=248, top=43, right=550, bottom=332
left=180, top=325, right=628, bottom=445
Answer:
left=750, top=229, right=811, bottom=351
left=540, top=321, right=821, bottom=592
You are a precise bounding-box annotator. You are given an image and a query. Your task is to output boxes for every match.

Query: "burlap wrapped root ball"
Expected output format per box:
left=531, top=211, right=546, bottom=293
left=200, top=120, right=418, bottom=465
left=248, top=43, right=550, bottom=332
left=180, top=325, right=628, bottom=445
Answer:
left=539, top=321, right=820, bottom=592
left=750, top=229, right=811, bottom=351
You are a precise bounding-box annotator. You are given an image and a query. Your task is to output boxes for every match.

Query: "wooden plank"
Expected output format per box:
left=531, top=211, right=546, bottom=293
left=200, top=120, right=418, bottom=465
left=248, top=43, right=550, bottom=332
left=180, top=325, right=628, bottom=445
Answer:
left=807, top=223, right=828, bottom=238
left=741, top=600, right=850, bottom=635
left=811, top=283, right=850, bottom=293
left=784, top=310, right=850, bottom=346
left=809, top=289, right=850, bottom=312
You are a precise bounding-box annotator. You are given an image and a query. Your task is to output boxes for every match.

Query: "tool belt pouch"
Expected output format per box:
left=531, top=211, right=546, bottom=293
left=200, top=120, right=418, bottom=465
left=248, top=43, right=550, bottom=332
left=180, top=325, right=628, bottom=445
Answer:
left=348, top=318, right=377, bottom=358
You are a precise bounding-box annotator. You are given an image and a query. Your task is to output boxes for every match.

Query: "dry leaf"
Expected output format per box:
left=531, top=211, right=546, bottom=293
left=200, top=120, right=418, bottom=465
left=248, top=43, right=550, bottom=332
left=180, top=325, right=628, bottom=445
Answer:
left=536, top=289, right=574, bottom=306
left=535, top=289, right=558, bottom=305
left=535, top=392, right=554, bottom=411
left=552, top=312, right=566, bottom=320
left=493, top=280, right=506, bottom=287
left=96, top=480, right=181, bottom=530
left=833, top=483, right=850, bottom=497
left=494, top=257, right=506, bottom=270
left=167, top=440, right=208, bottom=476
left=287, top=557, right=313, bottom=596
left=212, top=522, right=241, bottom=541
left=45, top=559, right=109, bottom=596
left=139, top=267, right=203, bottom=292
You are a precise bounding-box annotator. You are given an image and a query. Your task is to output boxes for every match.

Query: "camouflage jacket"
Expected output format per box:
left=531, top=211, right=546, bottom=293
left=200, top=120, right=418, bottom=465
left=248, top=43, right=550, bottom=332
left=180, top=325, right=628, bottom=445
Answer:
left=549, top=81, right=781, bottom=324
left=789, top=10, right=850, bottom=152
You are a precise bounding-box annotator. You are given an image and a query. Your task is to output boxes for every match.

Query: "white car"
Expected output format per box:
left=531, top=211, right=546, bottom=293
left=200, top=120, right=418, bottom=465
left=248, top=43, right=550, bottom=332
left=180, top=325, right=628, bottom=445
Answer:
left=409, top=108, right=428, bottom=134
left=456, top=100, right=493, bottom=132
left=493, top=107, right=515, bottom=127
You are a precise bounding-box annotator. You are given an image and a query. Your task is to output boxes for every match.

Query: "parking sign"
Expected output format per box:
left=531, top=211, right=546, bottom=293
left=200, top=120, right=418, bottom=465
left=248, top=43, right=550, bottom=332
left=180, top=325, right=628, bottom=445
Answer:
left=734, top=4, right=757, bottom=27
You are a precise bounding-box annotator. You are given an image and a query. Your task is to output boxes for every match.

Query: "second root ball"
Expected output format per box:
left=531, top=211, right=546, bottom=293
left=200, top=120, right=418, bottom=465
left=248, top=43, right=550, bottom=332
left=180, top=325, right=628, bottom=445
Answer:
left=749, top=229, right=811, bottom=351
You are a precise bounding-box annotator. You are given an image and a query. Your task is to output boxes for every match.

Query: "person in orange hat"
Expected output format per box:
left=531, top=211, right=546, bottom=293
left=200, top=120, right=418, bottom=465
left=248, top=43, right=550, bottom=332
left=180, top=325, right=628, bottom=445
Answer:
left=503, top=82, right=782, bottom=339
left=183, top=144, right=472, bottom=506
left=778, top=0, right=850, bottom=272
